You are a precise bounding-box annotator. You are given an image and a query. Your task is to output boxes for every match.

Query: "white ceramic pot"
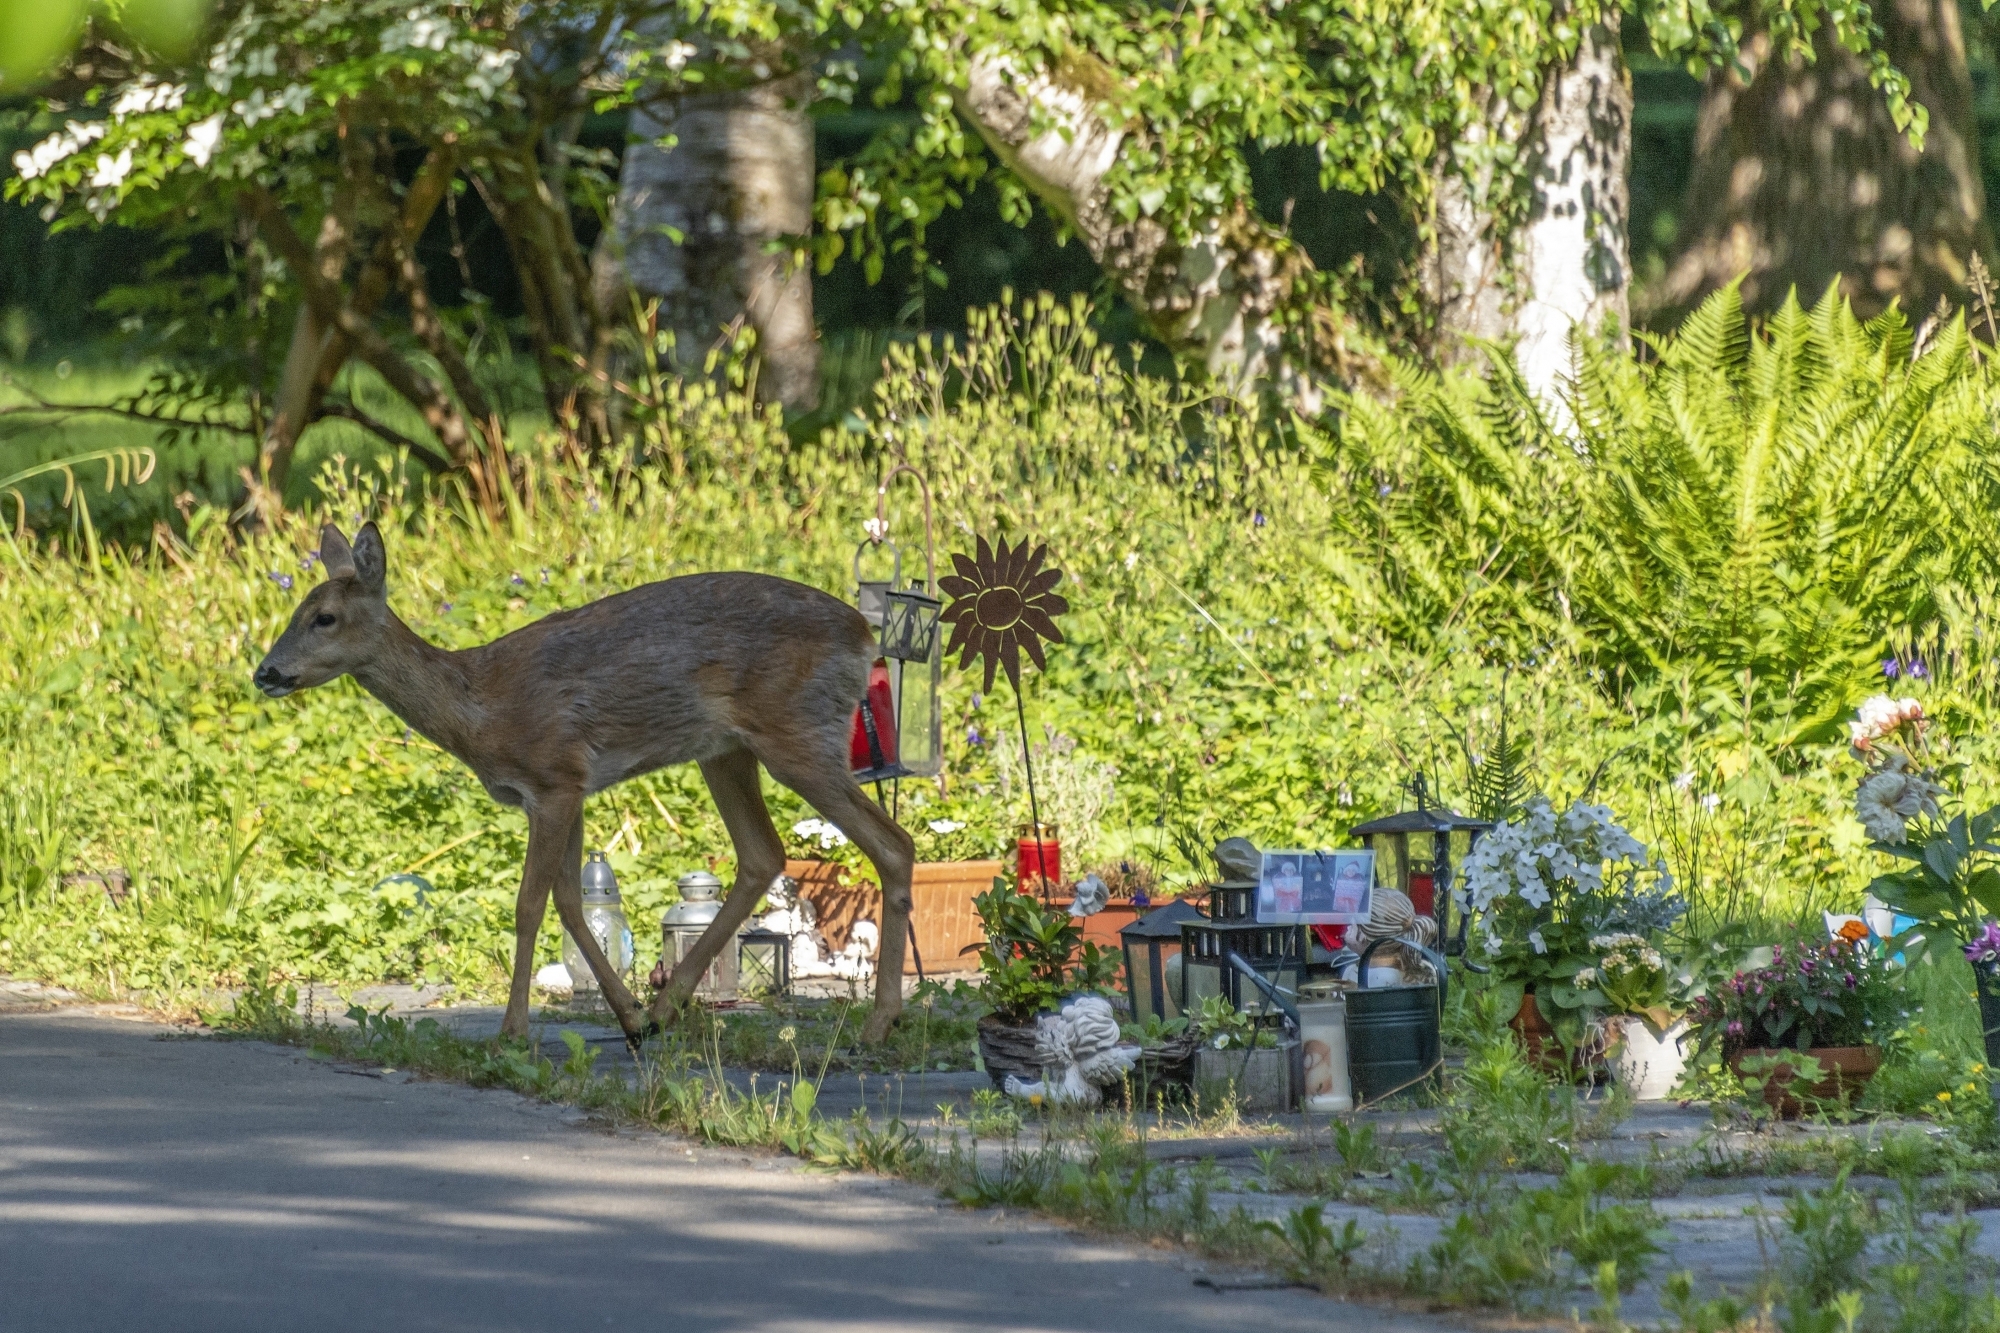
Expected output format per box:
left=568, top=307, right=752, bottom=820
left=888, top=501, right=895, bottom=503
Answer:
left=1606, top=1015, right=1690, bottom=1100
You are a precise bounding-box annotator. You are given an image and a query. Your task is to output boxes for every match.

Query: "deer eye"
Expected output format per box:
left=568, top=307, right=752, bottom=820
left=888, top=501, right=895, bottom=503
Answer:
left=313, top=613, right=337, bottom=628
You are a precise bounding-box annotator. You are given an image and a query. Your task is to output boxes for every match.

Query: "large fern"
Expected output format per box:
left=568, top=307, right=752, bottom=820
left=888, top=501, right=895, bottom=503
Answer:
left=1324, top=282, right=1999, bottom=749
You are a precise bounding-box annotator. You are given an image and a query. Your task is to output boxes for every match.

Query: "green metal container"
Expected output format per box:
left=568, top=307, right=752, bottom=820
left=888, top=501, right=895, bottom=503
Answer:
left=1345, top=982, right=1441, bottom=1104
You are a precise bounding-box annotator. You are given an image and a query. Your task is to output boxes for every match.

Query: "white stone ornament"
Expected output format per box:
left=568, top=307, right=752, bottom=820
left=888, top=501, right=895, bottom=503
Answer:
left=1002, top=996, right=1140, bottom=1107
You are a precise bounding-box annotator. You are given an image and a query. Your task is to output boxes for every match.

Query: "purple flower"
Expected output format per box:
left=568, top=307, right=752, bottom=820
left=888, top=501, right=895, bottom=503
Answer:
left=441, top=602, right=454, bottom=613
left=1910, top=659, right=1930, bottom=680
left=301, top=551, right=319, bottom=571
left=971, top=692, right=984, bottom=709
left=1883, top=658, right=1901, bottom=679
left=966, top=724, right=983, bottom=746
left=268, top=571, right=293, bottom=591
left=539, top=569, right=550, bottom=585
left=511, top=573, right=525, bottom=586
left=1252, top=511, right=1267, bottom=527
left=1727, top=1021, right=1743, bottom=1036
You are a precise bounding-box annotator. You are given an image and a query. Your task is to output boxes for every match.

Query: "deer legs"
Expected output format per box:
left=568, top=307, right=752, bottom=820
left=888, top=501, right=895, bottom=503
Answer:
left=500, top=850, right=553, bottom=1040
left=648, top=748, right=787, bottom=1021
left=538, top=797, right=649, bottom=1036
left=767, top=761, right=915, bottom=1044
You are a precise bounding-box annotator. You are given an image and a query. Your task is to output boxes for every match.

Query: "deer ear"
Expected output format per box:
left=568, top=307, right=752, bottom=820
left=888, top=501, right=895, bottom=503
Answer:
left=318, top=524, right=356, bottom=580
left=351, top=521, right=387, bottom=597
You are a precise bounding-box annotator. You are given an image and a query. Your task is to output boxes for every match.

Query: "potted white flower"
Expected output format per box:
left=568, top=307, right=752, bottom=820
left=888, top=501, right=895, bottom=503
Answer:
left=1579, top=933, right=1689, bottom=1099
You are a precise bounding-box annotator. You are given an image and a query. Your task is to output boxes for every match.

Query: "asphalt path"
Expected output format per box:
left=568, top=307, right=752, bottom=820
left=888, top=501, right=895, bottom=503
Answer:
left=0, top=1007, right=1468, bottom=1333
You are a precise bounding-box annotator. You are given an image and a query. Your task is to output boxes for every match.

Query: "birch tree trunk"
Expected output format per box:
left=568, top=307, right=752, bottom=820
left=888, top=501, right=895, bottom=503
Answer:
left=1653, top=0, right=1991, bottom=323
left=616, top=72, right=821, bottom=411
left=1429, top=19, right=1632, bottom=406
left=957, top=53, right=1371, bottom=415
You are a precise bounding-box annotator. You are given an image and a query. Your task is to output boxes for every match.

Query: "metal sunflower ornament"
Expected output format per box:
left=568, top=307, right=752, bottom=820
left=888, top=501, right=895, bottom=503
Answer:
left=939, top=535, right=1068, bottom=896
left=939, top=536, right=1068, bottom=692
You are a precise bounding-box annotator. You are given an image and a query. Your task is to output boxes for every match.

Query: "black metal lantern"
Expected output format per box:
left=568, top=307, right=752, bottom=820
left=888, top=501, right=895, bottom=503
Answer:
left=1180, top=919, right=1309, bottom=1018
left=850, top=465, right=943, bottom=783
left=1348, top=775, right=1491, bottom=956
left=1119, top=898, right=1205, bottom=1024
left=737, top=926, right=791, bottom=998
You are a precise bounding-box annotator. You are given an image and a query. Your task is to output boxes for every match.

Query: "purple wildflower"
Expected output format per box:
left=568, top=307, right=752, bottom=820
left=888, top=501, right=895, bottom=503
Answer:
left=268, top=571, right=293, bottom=591
left=1252, top=511, right=1267, bottom=527
left=301, top=550, right=319, bottom=571
left=511, top=573, right=525, bottom=586
left=966, top=724, right=983, bottom=746
left=1909, top=658, right=1930, bottom=680
left=1883, top=658, right=1901, bottom=679
left=441, top=602, right=454, bottom=613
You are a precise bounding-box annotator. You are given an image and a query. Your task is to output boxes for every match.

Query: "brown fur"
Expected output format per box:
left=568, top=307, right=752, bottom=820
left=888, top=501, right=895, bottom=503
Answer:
left=254, top=522, right=916, bottom=1042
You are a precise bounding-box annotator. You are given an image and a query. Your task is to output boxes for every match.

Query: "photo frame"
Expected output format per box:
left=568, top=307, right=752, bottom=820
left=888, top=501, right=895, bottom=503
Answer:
left=1256, top=850, right=1375, bottom=925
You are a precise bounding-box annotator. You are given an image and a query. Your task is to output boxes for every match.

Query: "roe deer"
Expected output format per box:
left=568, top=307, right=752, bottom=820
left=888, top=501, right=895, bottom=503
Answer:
left=253, top=522, right=915, bottom=1044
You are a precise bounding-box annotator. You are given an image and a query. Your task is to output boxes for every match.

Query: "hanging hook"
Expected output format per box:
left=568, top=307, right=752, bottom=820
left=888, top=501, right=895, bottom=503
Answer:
left=872, top=462, right=936, bottom=594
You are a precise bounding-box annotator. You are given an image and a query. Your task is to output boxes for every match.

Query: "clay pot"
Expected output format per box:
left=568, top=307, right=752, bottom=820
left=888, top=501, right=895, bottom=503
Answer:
left=1729, top=1045, right=1883, bottom=1119
left=1507, top=991, right=1567, bottom=1072
left=1506, top=991, right=1605, bottom=1080
left=785, top=858, right=1004, bottom=975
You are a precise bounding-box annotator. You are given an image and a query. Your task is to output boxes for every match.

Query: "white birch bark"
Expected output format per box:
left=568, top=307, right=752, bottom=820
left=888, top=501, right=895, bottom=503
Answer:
left=616, top=72, right=820, bottom=411
left=959, top=53, right=1364, bottom=413
left=1430, top=20, right=1632, bottom=415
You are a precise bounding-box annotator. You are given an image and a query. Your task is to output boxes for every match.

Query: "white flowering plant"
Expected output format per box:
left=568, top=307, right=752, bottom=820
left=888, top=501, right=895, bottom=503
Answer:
left=1462, top=795, right=1679, bottom=1049
left=1576, top=933, right=1677, bottom=1030
left=1850, top=695, right=2000, bottom=961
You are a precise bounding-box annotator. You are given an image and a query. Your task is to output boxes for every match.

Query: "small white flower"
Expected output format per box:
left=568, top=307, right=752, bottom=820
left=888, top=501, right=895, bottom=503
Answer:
left=1700, top=793, right=1720, bottom=813
left=278, top=83, right=311, bottom=116
left=87, top=148, right=133, bottom=189
left=1528, top=930, right=1547, bottom=955
left=11, top=121, right=106, bottom=181
left=1574, top=967, right=1598, bottom=987
left=1672, top=771, right=1694, bottom=792
left=183, top=115, right=225, bottom=166
left=111, top=81, right=187, bottom=118
left=927, top=819, right=963, bottom=834
left=1124, top=551, right=1140, bottom=571
left=233, top=88, right=277, bottom=126
left=243, top=45, right=278, bottom=78
left=862, top=516, right=889, bottom=542
left=661, top=39, right=698, bottom=70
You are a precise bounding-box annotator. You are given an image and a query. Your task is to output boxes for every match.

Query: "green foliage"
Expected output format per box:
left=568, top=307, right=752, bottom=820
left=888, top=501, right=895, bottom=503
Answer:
left=1189, top=994, right=1277, bottom=1051
left=971, top=880, right=1118, bottom=1023
left=1422, top=1161, right=1663, bottom=1310
left=1327, top=286, right=1999, bottom=748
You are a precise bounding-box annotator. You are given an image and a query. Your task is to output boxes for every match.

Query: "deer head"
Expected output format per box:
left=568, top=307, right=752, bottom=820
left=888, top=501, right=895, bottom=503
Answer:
left=254, top=523, right=391, bottom=698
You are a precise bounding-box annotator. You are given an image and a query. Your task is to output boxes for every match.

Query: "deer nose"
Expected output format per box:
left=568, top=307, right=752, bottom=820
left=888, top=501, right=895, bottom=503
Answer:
left=254, top=664, right=298, bottom=696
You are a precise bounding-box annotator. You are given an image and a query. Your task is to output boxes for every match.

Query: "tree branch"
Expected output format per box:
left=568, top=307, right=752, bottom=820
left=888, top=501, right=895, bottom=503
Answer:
left=241, top=184, right=482, bottom=470
left=312, top=401, right=453, bottom=472
left=956, top=51, right=1378, bottom=411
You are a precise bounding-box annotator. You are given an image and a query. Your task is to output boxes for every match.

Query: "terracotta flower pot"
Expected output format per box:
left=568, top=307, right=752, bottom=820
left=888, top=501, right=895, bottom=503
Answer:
left=1506, top=991, right=1603, bottom=1080
left=1729, top=1045, right=1882, bottom=1119
left=785, top=858, right=1003, bottom=975
left=1052, top=897, right=1144, bottom=950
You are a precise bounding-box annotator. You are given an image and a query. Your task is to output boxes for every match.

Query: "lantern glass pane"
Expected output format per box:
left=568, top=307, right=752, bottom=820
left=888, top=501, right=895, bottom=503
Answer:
left=1182, top=956, right=1222, bottom=1013
left=888, top=647, right=942, bottom=779
left=882, top=589, right=942, bottom=662
left=738, top=935, right=787, bottom=997
left=1125, top=940, right=1184, bottom=1022
left=1372, top=835, right=1410, bottom=892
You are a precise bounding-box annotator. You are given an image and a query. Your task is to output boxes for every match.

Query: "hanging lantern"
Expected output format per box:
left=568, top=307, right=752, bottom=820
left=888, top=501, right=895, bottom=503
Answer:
left=660, top=871, right=740, bottom=1001
left=1348, top=774, right=1491, bottom=957
left=848, top=464, right=944, bottom=783
left=737, top=926, right=792, bottom=998
left=1119, top=898, right=1205, bottom=1025
left=562, top=851, right=634, bottom=1000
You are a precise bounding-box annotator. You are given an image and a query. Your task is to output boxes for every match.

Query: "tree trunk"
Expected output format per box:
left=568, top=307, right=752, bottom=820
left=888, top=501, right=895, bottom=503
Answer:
left=1652, top=0, right=1992, bottom=324
left=1429, top=20, right=1632, bottom=408
left=957, top=52, right=1372, bottom=415
left=616, top=72, right=821, bottom=412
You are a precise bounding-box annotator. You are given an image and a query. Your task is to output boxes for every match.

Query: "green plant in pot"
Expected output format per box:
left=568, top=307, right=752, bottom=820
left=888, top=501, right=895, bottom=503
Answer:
left=971, top=882, right=1121, bottom=1087
left=1684, top=936, right=1903, bottom=1118
left=1582, top=933, right=1691, bottom=1100
left=1846, top=694, right=2000, bottom=1066
left=1463, top=795, right=1678, bottom=1069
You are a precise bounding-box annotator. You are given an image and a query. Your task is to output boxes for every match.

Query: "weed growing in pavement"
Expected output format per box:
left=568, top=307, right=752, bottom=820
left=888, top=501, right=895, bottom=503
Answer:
left=1419, top=1161, right=1664, bottom=1311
